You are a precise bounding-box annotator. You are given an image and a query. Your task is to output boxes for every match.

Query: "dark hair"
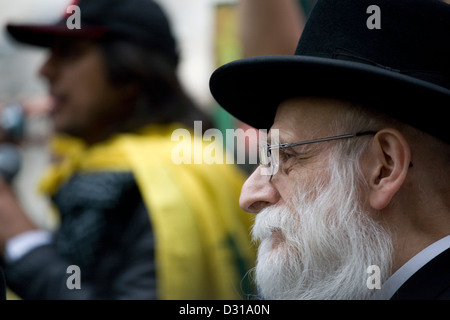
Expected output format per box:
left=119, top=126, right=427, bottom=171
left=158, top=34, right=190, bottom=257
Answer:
left=98, top=39, right=212, bottom=132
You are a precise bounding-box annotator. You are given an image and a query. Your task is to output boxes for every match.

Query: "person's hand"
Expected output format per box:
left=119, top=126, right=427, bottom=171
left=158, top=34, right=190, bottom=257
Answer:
left=0, top=179, right=37, bottom=254
left=0, top=102, right=26, bottom=144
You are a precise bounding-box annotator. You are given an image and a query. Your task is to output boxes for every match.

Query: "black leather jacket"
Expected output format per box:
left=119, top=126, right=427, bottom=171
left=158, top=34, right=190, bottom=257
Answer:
left=4, top=171, right=157, bottom=299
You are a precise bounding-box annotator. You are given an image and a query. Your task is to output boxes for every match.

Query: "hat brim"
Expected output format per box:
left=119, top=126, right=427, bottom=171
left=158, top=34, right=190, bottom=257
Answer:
left=209, top=55, right=450, bottom=143
left=6, top=24, right=107, bottom=48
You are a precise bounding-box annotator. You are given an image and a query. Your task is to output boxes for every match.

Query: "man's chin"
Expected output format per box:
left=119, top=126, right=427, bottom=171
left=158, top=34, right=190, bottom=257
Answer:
left=52, top=121, right=85, bottom=140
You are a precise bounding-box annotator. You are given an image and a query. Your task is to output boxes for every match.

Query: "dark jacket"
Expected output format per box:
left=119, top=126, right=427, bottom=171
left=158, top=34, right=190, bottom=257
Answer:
left=3, top=171, right=157, bottom=299
left=390, top=247, right=450, bottom=300
left=0, top=267, right=5, bottom=300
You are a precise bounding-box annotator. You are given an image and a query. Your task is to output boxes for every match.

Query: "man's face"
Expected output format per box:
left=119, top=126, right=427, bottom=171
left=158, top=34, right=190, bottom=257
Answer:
left=240, top=97, right=350, bottom=213
left=39, top=39, right=132, bottom=143
left=240, top=97, right=394, bottom=299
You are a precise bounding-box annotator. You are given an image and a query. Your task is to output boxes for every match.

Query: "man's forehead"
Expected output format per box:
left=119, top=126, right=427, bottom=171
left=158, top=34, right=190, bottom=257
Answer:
left=269, top=97, right=352, bottom=142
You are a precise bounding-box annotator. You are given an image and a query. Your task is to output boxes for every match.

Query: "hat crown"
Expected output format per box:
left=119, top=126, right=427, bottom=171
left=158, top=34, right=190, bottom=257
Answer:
left=208, top=0, right=450, bottom=145
left=296, top=0, right=450, bottom=90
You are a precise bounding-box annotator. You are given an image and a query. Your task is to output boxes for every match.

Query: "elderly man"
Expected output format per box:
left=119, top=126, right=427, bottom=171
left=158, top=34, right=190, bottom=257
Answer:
left=210, top=0, right=450, bottom=299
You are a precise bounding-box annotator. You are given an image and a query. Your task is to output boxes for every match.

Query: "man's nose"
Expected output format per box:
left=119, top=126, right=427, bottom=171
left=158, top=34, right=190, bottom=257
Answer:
left=239, top=166, right=281, bottom=213
left=39, top=52, right=59, bottom=83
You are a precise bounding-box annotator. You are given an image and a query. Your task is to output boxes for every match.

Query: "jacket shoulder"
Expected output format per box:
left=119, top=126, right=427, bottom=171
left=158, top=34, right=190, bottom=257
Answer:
left=391, top=247, right=450, bottom=300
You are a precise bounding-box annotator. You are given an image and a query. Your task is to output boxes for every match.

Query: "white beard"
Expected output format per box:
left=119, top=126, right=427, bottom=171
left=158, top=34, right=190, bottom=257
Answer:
left=251, top=158, right=394, bottom=300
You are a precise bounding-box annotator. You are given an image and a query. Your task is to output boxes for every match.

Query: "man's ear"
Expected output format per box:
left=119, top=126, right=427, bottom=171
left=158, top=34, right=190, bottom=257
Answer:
left=366, top=129, right=412, bottom=210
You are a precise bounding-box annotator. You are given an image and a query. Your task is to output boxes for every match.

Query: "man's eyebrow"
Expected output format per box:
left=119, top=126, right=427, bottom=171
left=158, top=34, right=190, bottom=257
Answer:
left=267, top=136, right=322, bottom=155
left=267, top=132, right=291, bottom=146
left=267, top=136, right=300, bottom=146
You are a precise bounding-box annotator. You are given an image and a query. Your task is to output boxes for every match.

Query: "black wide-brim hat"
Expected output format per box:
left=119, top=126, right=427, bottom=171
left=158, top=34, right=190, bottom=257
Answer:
left=209, top=0, right=450, bottom=145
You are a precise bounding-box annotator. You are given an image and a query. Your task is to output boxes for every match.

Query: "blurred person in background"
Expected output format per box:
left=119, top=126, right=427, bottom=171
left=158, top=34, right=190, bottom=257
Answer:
left=238, top=0, right=306, bottom=58
left=237, top=0, right=320, bottom=59
left=0, top=0, right=255, bottom=299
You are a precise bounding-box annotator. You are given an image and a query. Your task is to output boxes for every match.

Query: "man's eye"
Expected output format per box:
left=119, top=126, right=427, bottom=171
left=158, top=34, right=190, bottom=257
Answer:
left=54, top=41, right=91, bottom=61
left=279, top=150, right=295, bottom=162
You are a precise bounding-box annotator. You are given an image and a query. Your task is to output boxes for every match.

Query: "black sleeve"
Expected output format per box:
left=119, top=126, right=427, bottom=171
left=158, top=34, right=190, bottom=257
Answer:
left=0, top=267, right=6, bottom=300
left=4, top=243, right=93, bottom=299
left=3, top=192, right=157, bottom=300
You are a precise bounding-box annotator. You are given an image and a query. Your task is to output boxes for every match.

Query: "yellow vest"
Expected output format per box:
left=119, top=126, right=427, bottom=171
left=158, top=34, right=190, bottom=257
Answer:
left=38, top=124, right=256, bottom=300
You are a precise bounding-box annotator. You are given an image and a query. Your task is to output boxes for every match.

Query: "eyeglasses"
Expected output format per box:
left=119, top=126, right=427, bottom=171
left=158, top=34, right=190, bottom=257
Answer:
left=259, top=131, right=377, bottom=180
